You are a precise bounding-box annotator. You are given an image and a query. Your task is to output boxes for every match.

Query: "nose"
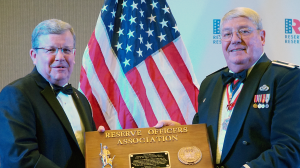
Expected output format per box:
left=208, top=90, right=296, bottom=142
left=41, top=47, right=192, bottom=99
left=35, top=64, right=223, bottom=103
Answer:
left=231, top=31, right=242, bottom=44
left=55, top=49, right=65, bottom=61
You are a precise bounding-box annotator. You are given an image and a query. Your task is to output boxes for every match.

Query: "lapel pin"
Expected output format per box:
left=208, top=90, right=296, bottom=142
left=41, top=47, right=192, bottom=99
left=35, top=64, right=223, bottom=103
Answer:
left=203, top=98, right=206, bottom=103
left=259, top=84, right=269, bottom=91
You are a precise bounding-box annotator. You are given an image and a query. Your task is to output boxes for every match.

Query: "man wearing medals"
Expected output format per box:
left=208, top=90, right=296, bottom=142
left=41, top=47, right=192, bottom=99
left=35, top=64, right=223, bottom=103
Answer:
left=154, top=7, right=300, bottom=168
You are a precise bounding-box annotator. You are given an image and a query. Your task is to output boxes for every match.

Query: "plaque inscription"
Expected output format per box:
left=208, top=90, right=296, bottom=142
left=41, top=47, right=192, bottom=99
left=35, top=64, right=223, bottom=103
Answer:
left=129, top=152, right=170, bottom=168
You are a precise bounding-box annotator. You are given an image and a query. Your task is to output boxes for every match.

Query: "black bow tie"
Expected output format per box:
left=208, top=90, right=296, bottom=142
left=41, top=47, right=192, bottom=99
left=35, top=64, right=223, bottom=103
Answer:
left=52, top=84, right=73, bottom=96
left=221, top=69, right=247, bottom=86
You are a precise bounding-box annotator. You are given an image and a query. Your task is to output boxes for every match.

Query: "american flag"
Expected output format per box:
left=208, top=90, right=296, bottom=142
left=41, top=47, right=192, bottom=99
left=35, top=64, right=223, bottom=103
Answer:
left=79, top=0, right=199, bottom=130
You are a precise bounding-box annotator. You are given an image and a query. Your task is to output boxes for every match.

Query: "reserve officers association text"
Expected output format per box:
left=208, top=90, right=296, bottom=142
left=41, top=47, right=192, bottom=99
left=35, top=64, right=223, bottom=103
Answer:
left=105, top=127, right=188, bottom=145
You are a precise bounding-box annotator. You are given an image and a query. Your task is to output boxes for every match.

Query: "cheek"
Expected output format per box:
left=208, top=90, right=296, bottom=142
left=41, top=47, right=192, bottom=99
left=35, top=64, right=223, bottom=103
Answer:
left=221, top=41, right=229, bottom=50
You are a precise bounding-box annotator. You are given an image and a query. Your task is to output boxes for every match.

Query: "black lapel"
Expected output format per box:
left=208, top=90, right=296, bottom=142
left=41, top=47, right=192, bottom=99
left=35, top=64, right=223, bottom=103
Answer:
left=32, top=67, right=79, bottom=147
left=221, top=54, right=271, bottom=161
left=206, top=70, right=227, bottom=161
left=71, top=91, right=92, bottom=131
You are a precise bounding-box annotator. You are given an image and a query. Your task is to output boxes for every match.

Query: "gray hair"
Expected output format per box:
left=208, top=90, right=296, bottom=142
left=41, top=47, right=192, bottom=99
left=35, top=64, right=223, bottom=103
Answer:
left=31, top=19, right=76, bottom=48
left=221, top=7, right=263, bottom=31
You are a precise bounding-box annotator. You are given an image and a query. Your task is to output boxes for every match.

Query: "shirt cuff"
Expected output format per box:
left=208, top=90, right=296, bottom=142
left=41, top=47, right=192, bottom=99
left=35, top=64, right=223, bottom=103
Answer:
left=243, top=164, right=250, bottom=168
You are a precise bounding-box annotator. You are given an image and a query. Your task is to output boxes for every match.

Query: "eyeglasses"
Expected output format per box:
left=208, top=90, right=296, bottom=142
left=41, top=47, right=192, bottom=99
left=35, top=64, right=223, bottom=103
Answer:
left=34, top=47, right=75, bottom=55
left=221, top=28, right=257, bottom=41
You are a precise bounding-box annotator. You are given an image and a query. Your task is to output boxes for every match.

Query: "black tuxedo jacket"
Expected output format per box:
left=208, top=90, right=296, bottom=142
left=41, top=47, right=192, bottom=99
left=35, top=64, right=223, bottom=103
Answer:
left=0, top=67, right=96, bottom=168
left=193, top=54, right=300, bottom=168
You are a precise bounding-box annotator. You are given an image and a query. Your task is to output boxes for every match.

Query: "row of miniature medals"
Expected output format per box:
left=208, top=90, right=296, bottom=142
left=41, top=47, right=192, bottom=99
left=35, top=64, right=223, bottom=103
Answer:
left=253, top=84, right=270, bottom=109
left=253, top=94, right=270, bottom=109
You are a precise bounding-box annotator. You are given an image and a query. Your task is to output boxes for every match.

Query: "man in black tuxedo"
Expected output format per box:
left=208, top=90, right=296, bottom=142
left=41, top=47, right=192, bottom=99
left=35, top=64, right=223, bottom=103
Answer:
left=0, top=19, right=96, bottom=167
left=154, top=7, right=300, bottom=168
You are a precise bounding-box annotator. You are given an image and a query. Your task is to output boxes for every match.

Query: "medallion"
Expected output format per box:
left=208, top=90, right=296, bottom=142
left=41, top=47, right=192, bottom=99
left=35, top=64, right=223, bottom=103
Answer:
left=253, top=95, right=258, bottom=108
left=253, top=104, right=258, bottom=108
left=178, top=146, right=202, bottom=165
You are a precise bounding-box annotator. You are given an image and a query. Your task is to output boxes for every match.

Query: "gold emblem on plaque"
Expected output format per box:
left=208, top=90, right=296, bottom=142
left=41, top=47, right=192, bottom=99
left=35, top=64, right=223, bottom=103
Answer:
left=99, top=143, right=115, bottom=168
left=178, top=146, right=202, bottom=165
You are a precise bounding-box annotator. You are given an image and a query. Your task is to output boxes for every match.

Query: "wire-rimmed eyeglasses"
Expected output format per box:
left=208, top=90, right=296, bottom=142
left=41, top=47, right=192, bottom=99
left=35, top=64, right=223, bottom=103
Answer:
left=221, top=28, right=257, bottom=41
left=34, top=47, right=75, bottom=55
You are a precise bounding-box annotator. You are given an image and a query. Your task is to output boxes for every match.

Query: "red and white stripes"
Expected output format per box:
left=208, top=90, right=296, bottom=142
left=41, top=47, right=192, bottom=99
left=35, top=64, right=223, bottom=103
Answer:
left=79, top=13, right=199, bottom=130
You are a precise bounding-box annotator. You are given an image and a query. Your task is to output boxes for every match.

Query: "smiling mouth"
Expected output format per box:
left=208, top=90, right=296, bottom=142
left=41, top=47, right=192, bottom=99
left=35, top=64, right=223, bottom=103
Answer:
left=230, top=48, right=246, bottom=52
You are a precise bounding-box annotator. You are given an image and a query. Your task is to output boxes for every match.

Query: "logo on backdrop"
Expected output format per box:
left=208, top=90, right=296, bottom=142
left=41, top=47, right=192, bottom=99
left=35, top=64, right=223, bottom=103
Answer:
left=213, top=19, right=221, bottom=44
left=285, top=19, right=300, bottom=44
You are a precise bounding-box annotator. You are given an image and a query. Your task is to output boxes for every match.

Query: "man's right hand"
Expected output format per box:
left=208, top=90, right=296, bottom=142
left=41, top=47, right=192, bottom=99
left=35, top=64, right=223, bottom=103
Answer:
left=97, top=126, right=105, bottom=132
left=154, top=120, right=181, bottom=128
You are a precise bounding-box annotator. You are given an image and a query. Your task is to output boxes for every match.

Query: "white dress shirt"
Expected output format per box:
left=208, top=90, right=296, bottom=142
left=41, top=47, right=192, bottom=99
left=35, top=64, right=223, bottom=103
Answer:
left=51, top=83, right=85, bottom=156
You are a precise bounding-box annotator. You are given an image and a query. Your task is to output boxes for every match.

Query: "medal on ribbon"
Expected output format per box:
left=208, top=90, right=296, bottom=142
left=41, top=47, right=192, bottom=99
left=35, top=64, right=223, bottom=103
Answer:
left=258, top=94, right=262, bottom=109
left=253, top=95, right=258, bottom=108
left=261, top=94, right=266, bottom=108
left=265, top=94, right=270, bottom=108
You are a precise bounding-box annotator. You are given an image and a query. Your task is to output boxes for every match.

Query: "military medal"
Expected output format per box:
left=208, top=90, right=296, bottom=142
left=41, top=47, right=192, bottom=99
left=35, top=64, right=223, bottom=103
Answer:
left=261, top=94, right=266, bottom=108
left=265, top=94, right=270, bottom=108
left=257, top=94, right=262, bottom=109
left=253, top=95, right=258, bottom=108
left=226, top=83, right=243, bottom=111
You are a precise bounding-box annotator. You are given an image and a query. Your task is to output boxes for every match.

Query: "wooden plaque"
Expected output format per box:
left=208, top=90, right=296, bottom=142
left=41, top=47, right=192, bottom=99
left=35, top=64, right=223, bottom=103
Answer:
left=85, top=124, right=213, bottom=168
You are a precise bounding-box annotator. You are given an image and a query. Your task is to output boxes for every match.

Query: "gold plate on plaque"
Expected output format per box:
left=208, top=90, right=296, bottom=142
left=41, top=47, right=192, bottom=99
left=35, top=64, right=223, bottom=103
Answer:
left=129, top=151, right=170, bottom=168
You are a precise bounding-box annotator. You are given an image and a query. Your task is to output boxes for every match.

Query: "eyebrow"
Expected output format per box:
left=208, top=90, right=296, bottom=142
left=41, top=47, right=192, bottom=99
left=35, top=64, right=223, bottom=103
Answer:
left=222, top=25, right=252, bottom=31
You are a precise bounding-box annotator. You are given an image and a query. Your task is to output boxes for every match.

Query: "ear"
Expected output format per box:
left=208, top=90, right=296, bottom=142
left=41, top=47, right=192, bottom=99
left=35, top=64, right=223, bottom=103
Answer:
left=29, top=49, right=37, bottom=65
left=260, top=30, right=266, bottom=46
left=73, top=49, right=76, bottom=64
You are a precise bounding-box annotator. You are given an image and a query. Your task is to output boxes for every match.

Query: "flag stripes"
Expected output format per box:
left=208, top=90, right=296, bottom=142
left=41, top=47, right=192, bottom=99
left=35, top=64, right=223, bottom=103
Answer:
left=79, top=1, right=199, bottom=130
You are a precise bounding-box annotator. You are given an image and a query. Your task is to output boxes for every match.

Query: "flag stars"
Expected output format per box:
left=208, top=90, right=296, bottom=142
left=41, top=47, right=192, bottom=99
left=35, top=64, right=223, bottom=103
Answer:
left=150, top=1, right=158, bottom=10
left=139, top=9, right=144, bottom=17
left=131, top=1, right=138, bottom=10
left=145, top=41, right=153, bottom=50
left=122, top=1, right=127, bottom=8
left=159, top=19, right=168, bottom=28
left=120, top=14, right=126, bottom=22
left=101, top=5, right=108, bottom=12
left=141, top=0, right=146, bottom=4
left=148, top=14, right=156, bottom=23
left=115, top=42, right=122, bottom=51
left=129, top=16, right=137, bottom=25
left=127, top=30, right=135, bottom=39
left=139, top=21, right=144, bottom=30
left=123, top=58, right=130, bottom=67
left=162, top=5, right=170, bottom=14
left=145, top=28, right=154, bottom=37
left=173, top=24, right=179, bottom=33
left=126, top=44, right=132, bottom=53
left=108, top=23, right=114, bottom=31
left=111, top=9, right=116, bottom=18
left=137, top=48, right=143, bottom=57
left=117, top=28, right=124, bottom=36
left=158, top=33, right=166, bottom=42
left=138, top=34, right=143, bottom=44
